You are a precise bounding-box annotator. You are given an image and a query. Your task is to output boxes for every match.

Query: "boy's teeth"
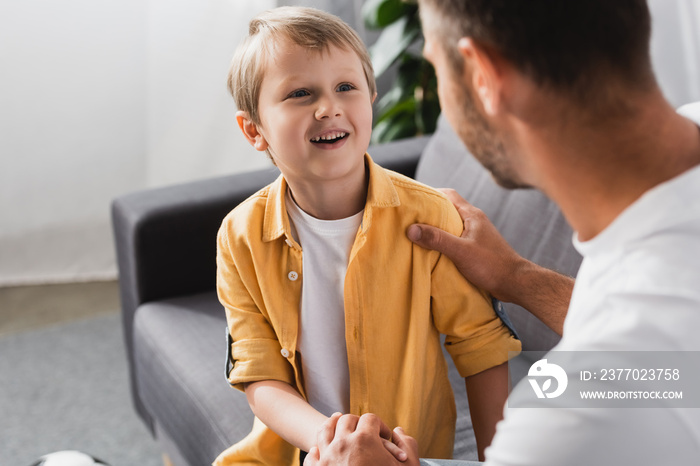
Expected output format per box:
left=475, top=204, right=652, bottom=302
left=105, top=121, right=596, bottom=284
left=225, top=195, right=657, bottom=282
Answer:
left=311, top=132, right=346, bottom=142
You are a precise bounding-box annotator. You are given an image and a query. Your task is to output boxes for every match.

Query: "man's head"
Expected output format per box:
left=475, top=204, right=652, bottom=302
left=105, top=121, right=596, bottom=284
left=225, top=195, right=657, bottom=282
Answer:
left=228, top=6, right=376, bottom=126
left=418, top=0, right=656, bottom=189
left=419, top=0, right=654, bottom=103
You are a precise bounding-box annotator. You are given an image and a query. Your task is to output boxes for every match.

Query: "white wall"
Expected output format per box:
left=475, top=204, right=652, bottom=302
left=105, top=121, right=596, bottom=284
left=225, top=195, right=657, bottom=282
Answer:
left=1, top=0, right=148, bottom=285
left=0, top=0, right=273, bottom=285
left=1, top=0, right=699, bottom=286
left=649, top=0, right=700, bottom=108
left=145, top=0, right=274, bottom=188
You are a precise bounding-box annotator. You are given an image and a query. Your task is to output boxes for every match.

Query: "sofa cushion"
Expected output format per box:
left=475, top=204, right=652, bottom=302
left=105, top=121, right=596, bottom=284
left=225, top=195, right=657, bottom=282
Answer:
left=134, top=293, right=253, bottom=466
left=416, top=115, right=583, bottom=352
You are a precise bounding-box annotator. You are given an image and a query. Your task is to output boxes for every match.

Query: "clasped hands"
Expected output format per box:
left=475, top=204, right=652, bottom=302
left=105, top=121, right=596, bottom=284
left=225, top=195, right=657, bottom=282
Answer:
left=304, top=412, right=420, bottom=466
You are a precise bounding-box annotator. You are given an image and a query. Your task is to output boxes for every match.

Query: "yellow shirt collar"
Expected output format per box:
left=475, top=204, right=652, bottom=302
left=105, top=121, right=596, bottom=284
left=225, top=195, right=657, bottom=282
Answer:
left=261, top=153, right=400, bottom=243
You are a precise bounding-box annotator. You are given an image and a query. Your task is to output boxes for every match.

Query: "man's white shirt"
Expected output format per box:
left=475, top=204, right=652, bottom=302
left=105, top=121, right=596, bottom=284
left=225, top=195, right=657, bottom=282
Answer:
left=485, top=103, right=700, bottom=465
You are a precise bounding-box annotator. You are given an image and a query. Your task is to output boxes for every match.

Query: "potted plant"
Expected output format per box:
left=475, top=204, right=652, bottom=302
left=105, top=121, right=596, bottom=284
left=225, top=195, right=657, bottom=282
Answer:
left=363, top=0, right=441, bottom=143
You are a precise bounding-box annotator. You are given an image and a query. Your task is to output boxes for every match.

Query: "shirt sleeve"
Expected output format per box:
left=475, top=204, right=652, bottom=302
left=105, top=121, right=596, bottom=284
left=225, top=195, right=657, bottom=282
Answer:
left=430, top=202, right=521, bottom=378
left=217, top=220, right=295, bottom=391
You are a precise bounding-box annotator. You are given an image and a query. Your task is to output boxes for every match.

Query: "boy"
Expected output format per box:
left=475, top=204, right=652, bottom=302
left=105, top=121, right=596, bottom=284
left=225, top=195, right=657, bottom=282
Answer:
left=215, top=6, right=521, bottom=465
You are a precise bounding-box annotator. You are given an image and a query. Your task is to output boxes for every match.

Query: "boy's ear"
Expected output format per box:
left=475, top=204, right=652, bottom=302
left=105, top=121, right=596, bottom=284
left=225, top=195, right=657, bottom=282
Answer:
left=371, top=91, right=377, bottom=104
left=457, top=38, right=502, bottom=116
left=236, top=110, right=269, bottom=152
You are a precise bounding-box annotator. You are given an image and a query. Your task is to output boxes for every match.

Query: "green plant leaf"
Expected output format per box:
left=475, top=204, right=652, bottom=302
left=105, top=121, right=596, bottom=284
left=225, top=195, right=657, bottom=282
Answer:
left=375, top=86, right=406, bottom=117
left=369, top=16, right=421, bottom=77
left=416, top=61, right=441, bottom=134
left=374, top=57, right=421, bottom=116
left=395, top=55, right=422, bottom=90
left=417, top=94, right=441, bottom=135
left=372, top=112, right=418, bottom=144
left=362, top=0, right=411, bottom=29
left=367, top=1, right=437, bottom=142
left=376, top=95, right=417, bottom=125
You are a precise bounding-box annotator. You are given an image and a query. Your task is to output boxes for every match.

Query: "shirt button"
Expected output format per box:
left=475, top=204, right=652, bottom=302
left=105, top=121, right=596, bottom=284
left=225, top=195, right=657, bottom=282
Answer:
left=280, top=348, right=290, bottom=358
left=288, top=271, right=298, bottom=281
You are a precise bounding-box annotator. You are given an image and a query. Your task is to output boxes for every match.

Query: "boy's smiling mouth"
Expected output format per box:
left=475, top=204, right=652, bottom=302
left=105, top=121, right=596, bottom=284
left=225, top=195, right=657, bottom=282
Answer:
left=310, top=131, right=348, bottom=144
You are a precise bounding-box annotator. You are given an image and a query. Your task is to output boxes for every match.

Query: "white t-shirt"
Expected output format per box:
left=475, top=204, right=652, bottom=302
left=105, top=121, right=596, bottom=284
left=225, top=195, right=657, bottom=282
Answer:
left=286, top=190, right=363, bottom=417
left=485, top=105, right=700, bottom=465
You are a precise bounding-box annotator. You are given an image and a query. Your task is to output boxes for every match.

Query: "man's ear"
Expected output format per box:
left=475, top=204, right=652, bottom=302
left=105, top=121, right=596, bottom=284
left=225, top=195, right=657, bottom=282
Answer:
left=236, top=110, right=269, bottom=152
left=457, top=38, right=502, bottom=116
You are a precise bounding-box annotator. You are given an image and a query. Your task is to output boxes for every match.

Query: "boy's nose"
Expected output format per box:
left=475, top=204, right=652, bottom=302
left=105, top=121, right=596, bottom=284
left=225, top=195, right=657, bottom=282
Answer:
left=315, top=96, right=342, bottom=120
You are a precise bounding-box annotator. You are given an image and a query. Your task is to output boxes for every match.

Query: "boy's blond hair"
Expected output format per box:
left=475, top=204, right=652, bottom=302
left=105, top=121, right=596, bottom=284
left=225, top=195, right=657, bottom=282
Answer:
left=227, top=6, right=376, bottom=125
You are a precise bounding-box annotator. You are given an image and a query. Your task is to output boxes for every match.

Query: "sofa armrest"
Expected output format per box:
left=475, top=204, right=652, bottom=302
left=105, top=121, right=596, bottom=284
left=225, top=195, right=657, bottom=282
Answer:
left=112, top=166, right=280, bottom=429
left=112, top=168, right=276, bottom=316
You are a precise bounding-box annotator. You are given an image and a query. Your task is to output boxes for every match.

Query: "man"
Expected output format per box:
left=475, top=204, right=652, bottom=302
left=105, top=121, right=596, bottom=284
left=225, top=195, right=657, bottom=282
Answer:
left=305, top=0, right=700, bottom=464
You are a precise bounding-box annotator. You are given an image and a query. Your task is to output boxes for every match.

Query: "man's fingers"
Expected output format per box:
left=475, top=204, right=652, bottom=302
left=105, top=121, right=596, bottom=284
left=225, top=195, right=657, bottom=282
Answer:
left=317, top=412, right=342, bottom=450
left=304, top=446, right=320, bottom=465
left=354, top=412, right=393, bottom=440
left=382, top=438, right=408, bottom=462
left=392, top=427, right=419, bottom=457
left=407, top=223, right=464, bottom=256
left=437, top=188, right=483, bottom=224
left=355, top=414, right=409, bottom=462
left=437, top=188, right=477, bottom=212
left=371, top=414, right=394, bottom=441
left=335, top=413, right=360, bottom=435
left=436, top=187, right=465, bottom=205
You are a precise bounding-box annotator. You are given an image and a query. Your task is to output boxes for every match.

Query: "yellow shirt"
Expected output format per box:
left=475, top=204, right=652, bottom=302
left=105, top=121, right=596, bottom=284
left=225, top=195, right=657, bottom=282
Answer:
left=215, top=155, right=521, bottom=465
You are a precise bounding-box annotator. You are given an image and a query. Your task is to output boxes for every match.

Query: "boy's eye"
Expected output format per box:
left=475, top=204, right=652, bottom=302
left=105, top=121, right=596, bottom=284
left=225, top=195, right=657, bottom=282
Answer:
left=337, top=83, right=354, bottom=92
left=288, top=89, right=310, bottom=98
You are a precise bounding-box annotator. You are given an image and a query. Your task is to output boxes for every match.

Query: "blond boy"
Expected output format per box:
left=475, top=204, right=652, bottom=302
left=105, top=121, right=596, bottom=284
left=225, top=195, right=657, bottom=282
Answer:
left=215, top=6, right=520, bottom=465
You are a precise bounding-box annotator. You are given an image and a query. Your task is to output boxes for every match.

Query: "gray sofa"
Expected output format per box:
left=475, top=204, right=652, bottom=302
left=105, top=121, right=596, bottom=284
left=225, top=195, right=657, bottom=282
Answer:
left=112, top=115, right=582, bottom=466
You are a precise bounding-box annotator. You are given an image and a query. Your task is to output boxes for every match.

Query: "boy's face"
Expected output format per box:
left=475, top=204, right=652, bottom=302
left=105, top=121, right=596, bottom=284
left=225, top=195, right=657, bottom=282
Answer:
left=248, top=40, right=374, bottom=187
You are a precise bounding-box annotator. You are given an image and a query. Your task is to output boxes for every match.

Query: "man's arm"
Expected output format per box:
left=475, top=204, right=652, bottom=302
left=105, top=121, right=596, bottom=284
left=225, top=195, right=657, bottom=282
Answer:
left=407, top=189, right=573, bottom=336
left=465, top=362, right=509, bottom=461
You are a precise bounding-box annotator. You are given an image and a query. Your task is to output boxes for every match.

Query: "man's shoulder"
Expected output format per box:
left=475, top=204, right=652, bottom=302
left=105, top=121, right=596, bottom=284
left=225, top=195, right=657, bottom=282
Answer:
left=566, top=228, right=700, bottom=351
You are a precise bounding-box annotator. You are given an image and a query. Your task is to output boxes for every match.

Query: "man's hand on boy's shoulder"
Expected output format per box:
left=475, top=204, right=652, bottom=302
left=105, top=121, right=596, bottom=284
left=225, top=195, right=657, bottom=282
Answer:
left=407, top=188, right=573, bottom=336
left=407, top=188, right=524, bottom=303
left=304, top=412, right=420, bottom=466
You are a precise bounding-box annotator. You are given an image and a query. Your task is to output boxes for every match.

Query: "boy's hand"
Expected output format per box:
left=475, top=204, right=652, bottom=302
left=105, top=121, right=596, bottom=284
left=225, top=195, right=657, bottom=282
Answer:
left=305, top=413, right=419, bottom=466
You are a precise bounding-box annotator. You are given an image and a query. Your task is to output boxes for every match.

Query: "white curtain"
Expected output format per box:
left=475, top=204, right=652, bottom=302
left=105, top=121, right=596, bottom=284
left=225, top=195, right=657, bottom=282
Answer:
left=1, top=0, right=699, bottom=286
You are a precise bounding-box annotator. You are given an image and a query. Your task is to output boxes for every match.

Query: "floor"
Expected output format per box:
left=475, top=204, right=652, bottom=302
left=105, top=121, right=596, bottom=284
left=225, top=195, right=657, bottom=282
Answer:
left=0, top=280, right=120, bottom=337
left=0, top=280, right=164, bottom=466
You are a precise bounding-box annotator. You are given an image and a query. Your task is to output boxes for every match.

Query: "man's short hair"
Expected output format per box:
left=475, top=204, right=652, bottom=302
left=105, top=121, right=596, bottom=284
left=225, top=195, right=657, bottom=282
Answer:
left=228, top=6, right=376, bottom=125
left=419, top=0, right=654, bottom=99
